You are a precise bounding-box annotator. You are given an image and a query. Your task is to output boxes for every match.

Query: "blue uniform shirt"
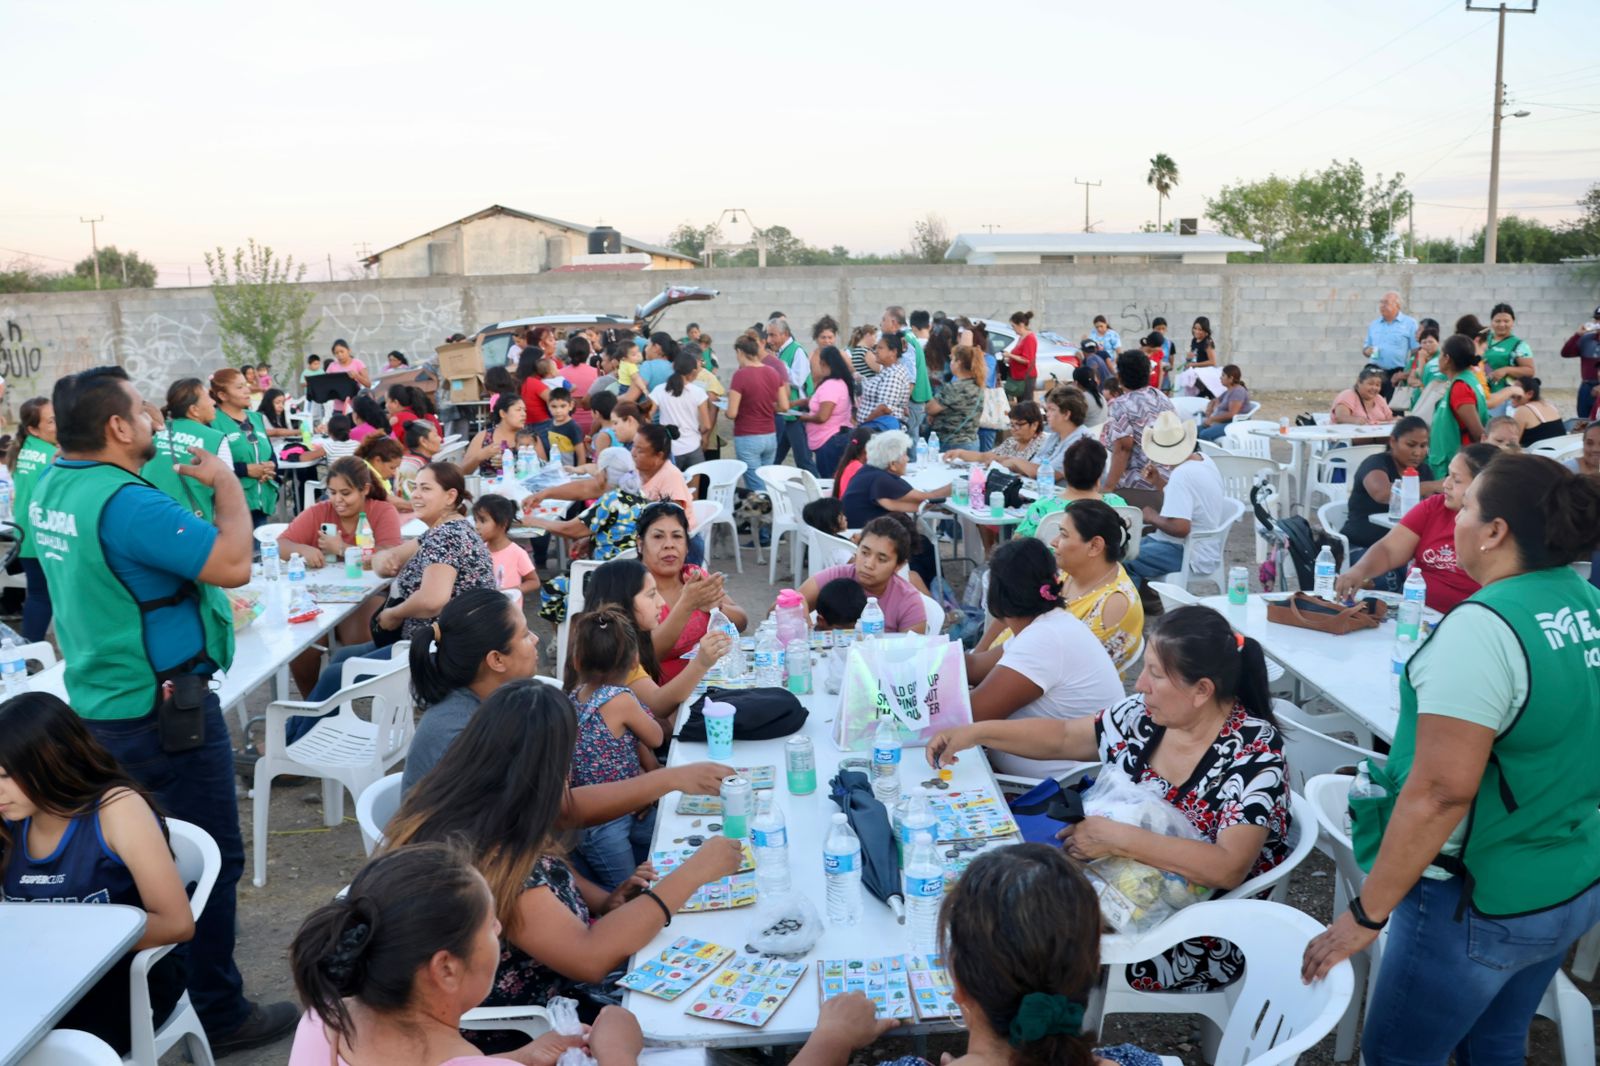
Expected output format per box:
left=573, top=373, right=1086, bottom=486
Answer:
left=1364, top=313, right=1419, bottom=371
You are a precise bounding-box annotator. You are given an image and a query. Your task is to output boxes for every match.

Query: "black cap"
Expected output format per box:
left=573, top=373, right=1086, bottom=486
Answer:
left=1142, top=331, right=1165, bottom=348
left=1080, top=339, right=1100, bottom=353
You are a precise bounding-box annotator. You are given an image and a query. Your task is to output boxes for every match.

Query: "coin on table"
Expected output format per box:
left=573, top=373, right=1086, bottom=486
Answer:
left=685, top=835, right=705, bottom=846
left=707, top=823, right=722, bottom=832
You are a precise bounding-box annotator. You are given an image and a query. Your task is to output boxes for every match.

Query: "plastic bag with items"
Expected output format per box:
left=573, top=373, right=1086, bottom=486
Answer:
left=744, top=893, right=823, bottom=957
left=1079, top=764, right=1213, bottom=934
left=546, top=996, right=599, bottom=1066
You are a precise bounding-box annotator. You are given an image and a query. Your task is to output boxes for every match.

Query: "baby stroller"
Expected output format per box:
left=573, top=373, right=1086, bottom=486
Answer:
left=1253, top=479, right=1345, bottom=592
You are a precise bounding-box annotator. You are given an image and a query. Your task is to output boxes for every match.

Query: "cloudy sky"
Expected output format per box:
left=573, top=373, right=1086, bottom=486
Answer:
left=5, top=0, right=1595, bottom=285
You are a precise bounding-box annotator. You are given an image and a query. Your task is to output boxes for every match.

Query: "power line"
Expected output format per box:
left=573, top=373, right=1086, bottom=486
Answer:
left=1517, top=101, right=1600, bottom=115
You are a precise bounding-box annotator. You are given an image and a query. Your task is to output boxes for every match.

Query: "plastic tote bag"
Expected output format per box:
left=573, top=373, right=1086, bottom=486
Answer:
left=1077, top=764, right=1213, bottom=934
left=832, top=633, right=971, bottom=751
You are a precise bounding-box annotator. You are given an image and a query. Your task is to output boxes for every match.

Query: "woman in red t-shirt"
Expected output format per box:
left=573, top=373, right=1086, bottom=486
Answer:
left=515, top=348, right=553, bottom=443
left=1004, top=310, right=1037, bottom=402
left=1333, top=443, right=1499, bottom=611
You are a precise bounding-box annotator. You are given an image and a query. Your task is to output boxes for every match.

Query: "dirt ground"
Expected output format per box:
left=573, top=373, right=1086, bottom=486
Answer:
left=93, top=388, right=1597, bottom=1064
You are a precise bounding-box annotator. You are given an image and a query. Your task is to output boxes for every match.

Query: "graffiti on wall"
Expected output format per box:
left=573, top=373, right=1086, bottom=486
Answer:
left=0, top=320, right=44, bottom=381
left=100, top=312, right=217, bottom=398
left=1118, top=303, right=1170, bottom=336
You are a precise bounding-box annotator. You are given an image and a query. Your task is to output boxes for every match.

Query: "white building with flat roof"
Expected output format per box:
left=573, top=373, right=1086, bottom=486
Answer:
left=946, top=231, right=1263, bottom=266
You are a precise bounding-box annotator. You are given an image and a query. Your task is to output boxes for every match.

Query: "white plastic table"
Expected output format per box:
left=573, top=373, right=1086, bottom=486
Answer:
left=1371, top=512, right=1399, bottom=529
left=1194, top=593, right=1404, bottom=741
left=1, top=902, right=145, bottom=1066
left=625, top=666, right=1010, bottom=1049
left=1248, top=423, right=1395, bottom=516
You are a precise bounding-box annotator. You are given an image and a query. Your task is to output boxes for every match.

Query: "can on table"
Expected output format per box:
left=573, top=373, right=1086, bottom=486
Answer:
left=345, top=547, right=363, bottom=578
left=720, top=775, right=753, bottom=838
left=785, top=735, right=817, bottom=795
left=988, top=491, right=1004, bottom=518
left=1228, top=565, right=1249, bottom=605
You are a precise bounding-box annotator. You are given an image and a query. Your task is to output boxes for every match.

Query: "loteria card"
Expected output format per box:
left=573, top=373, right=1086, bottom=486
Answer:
left=650, top=841, right=758, bottom=912
left=618, top=936, right=733, bottom=1001
left=926, top=788, right=1020, bottom=843
left=905, top=953, right=960, bottom=1020
left=674, top=766, right=776, bottom=814
left=683, top=954, right=808, bottom=1027
left=818, top=956, right=914, bottom=1019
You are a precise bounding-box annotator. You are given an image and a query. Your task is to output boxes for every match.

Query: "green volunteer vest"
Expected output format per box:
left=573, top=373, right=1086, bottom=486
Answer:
left=1354, top=568, right=1600, bottom=917
left=32, top=461, right=236, bottom=721
left=217, top=408, right=277, bottom=514
left=777, top=339, right=812, bottom=398
left=905, top=331, right=932, bottom=403
left=142, top=417, right=228, bottom=521
left=1427, top=371, right=1487, bottom=474
left=1483, top=333, right=1528, bottom=373
left=12, top=436, right=57, bottom=560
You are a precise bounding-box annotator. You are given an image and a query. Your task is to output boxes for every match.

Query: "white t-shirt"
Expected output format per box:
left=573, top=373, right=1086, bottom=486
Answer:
left=1148, top=454, right=1229, bottom=577
left=649, top=381, right=709, bottom=456
left=989, top=609, right=1126, bottom=779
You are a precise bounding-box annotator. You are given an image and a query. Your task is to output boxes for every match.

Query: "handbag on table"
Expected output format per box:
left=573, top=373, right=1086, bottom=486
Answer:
left=1265, top=593, right=1387, bottom=636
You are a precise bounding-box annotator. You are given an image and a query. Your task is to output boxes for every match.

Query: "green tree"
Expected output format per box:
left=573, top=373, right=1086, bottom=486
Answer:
left=1463, top=216, right=1590, bottom=264
left=204, top=240, right=319, bottom=377
left=1146, top=153, right=1180, bottom=231
left=73, top=245, right=157, bottom=288
left=667, top=223, right=720, bottom=261
left=1205, top=175, right=1295, bottom=260
left=907, top=213, right=950, bottom=264
left=1206, top=159, right=1412, bottom=262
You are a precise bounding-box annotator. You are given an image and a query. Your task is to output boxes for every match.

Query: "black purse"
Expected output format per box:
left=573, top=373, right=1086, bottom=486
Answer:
left=981, top=469, right=1027, bottom=508
left=679, top=687, right=809, bottom=741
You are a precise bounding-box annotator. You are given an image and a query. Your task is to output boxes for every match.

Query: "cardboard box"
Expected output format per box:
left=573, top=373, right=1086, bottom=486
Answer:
left=436, top=340, right=481, bottom=381
left=446, top=375, right=482, bottom=403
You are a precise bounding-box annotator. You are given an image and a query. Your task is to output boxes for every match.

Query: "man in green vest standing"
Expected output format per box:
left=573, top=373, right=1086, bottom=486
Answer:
left=33, top=366, right=297, bottom=1053
left=767, top=316, right=820, bottom=475
left=884, top=305, right=931, bottom=442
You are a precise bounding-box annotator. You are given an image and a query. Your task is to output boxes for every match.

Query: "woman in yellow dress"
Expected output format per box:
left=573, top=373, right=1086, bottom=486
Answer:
left=1052, top=498, right=1144, bottom=672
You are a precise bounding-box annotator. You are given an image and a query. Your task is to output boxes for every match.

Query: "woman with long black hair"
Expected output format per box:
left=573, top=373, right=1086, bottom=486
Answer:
left=647, top=352, right=710, bottom=468
left=802, top=345, right=858, bottom=476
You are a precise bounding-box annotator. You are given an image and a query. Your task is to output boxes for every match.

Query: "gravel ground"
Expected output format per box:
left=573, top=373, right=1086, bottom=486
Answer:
left=119, top=389, right=1595, bottom=1064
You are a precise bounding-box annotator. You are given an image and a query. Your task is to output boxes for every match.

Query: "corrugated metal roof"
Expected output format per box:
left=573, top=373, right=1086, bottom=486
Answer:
left=946, top=231, right=1263, bottom=259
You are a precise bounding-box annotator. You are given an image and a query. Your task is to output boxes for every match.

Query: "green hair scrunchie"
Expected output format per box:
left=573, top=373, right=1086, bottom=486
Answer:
left=1007, top=992, right=1084, bottom=1045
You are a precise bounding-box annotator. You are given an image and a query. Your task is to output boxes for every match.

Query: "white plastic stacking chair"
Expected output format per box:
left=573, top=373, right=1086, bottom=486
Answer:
left=810, top=530, right=859, bottom=576
left=1305, top=774, right=1593, bottom=1066
left=355, top=772, right=404, bottom=855
left=1315, top=501, right=1354, bottom=575
left=682, top=459, right=747, bottom=572
left=919, top=593, right=945, bottom=634
left=780, top=481, right=816, bottom=581
left=16, top=641, right=57, bottom=672
left=303, top=479, right=325, bottom=512
left=554, top=548, right=636, bottom=684
left=1527, top=432, right=1581, bottom=459
left=1098, top=897, right=1353, bottom=1066
left=1032, top=509, right=1067, bottom=545
left=1148, top=496, right=1246, bottom=594
left=1238, top=400, right=1262, bottom=420
left=252, top=652, right=414, bottom=886
left=1308, top=444, right=1386, bottom=510
left=688, top=500, right=721, bottom=540
left=1223, top=420, right=1279, bottom=462
left=1112, top=504, right=1143, bottom=563
left=1271, top=699, right=1383, bottom=795
left=459, top=1005, right=554, bottom=1040
left=1210, top=454, right=1283, bottom=508
left=126, top=820, right=219, bottom=1066
left=21, top=1032, right=123, bottom=1066
left=756, top=465, right=807, bottom=585
left=1171, top=395, right=1210, bottom=422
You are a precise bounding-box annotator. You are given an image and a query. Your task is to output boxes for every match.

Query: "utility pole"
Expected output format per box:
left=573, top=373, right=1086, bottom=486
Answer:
left=327, top=253, right=334, bottom=281
left=1408, top=199, right=1415, bottom=261
left=1467, top=2, right=1537, bottom=264
left=1073, top=179, right=1101, bottom=233
left=980, top=223, right=1002, bottom=234
left=79, top=215, right=104, bottom=289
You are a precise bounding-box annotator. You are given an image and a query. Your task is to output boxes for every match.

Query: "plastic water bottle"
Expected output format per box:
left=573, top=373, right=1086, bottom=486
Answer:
left=0, top=638, right=25, bottom=697
left=0, top=479, right=12, bottom=523
left=300, top=420, right=312, bottom=447
left=1036, top=461, right=1056, bottom=500
left=754, top=623, right=783, bottom=687
left=286, top=553, right=313, bottom=615
left=903, top=832, right=944, bottom=953
left=1344, top=761, right=1388, bottom=835
left=859, top=596, right=886, bottom=638
left=897, top=787, right=937, bottom=867
left=1313, top=545, right=1336, bottom=599
left=262, top=551, right=281, bottom=583
left=1388, top=480, right=1403, bottom=520
left=823, top=812, right=864, bottom=927
left=1398, top=568, right=1427, bottom=641
left=927, top=431, right=941, bottom=460
left=706, top=607, right=741, bottom=682
left=872, top=717, right=903, bottom=804
left=516, top=444, right=532, bottom=478
left=1399, top=466, right=1420, bottom=516
left=1390, top=632, right=1418, bottom=708
left=751, top=791, right=791, bottom=897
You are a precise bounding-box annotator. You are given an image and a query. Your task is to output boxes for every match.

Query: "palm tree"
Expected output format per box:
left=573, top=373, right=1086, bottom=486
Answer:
left=1147, top=154, right=1180, bottom=232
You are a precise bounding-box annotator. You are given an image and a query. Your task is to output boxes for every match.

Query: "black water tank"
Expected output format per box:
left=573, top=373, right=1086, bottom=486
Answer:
left=589, top=226, right=621, bottom=254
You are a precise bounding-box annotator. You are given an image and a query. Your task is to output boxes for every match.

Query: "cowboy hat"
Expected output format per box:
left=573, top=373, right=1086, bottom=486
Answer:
left=1141, top=409, right=1197, bottom=466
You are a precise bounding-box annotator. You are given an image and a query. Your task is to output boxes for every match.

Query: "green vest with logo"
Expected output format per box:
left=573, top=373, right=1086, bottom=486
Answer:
left=217, top=408, right=277, bottom=514
left=1355, top=567, right=1600, bottom=917
left=1427, top=370, right=1487, bottom=475
left=777, top=339, right=812, bottom=398
left=142, top=417, right=228, bottom=521
left=12, top=436, right=57, bottom=560
left=904, top=330, right=932, bottom=403
left=32, top=461, right=236, bottom=721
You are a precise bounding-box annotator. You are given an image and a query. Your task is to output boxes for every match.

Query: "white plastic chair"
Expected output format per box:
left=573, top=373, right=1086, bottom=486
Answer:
left=780, top=481, right=817, bottom=580
left=16, top=641, right=58, bottom=672
left=127, top=820, right=219, bottom=1066
left=1198, top=438, right=1235, bottom=459
left=252, top=654, right=414, bottom=886
left=1149, top=496, right=1246, bottom=595
left=1239, top=400, right=1262, bottom=420
left=1112, top=504, right=1143, bottom=564
left=1211, top=454, right=1283, bottom=508
left=303, top=479, right=325, bottom=512
left=1223, top=420, right=1279, bottom=462
left=1271, top=699, right=1381, bottom=794
left=1099, top=897, right=1353, bottom=1066
left=1527, top=432, right=1581, bottom=458
left=1148, top=580, right=1197, bottom=613
left=1305, top=774, right=1593, bottom=1066
left=682, top=459, right=747, bottom=572
left=355, top=772, right=404, bottom=855
left=756, top=465, right=808, bottom=585
left=810, top=530, right=859, bottom=576
left=1315, top=501, right=1354, bottom=575
left=919, top=593, right=945, bottom=635
left=459, top=1005, right=554, bottom=1040
left=1171, top=395, right=1211, bottom=422
left=1033, top=509, right=1067, bottom=546
left=688, top=499, right=721, bottom=539
left=21, top=1032, right=123, bottom=1066
left=1309, top=444, right=1386, bottom=510
left=252, top=523, right=288, bottom=553
left=554, top=548, right=636, bottom=684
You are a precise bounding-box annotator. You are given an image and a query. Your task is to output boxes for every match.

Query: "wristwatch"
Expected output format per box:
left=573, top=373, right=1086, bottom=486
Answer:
left=1349, top=895, right=1388, bottom=931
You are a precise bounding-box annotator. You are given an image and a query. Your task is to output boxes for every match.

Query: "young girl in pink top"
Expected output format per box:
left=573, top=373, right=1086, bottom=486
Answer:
left=471, top=496, right=539, bottom=606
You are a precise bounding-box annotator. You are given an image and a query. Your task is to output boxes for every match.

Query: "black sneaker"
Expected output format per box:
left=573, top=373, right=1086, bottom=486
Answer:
left=210, top=1000, right=299, bottom=1056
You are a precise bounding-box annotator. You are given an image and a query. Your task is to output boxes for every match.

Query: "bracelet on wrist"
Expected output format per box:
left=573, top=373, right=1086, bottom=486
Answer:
left=640, top=887, right=672, bottom=926
left=1349, top=895, right=1388, bottom=931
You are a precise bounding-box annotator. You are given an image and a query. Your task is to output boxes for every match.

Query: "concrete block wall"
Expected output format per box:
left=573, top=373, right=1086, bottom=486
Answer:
left=1, top=264, right=1593, bottom=416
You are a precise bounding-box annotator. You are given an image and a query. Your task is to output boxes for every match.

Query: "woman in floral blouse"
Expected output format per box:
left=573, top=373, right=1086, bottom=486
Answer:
left=928, top=604, right=1291, bottom=993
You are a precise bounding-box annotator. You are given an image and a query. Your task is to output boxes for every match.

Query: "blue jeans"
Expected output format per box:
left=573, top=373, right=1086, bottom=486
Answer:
left=773, top=416, right=818, bottom=475
left=1124, top=538, right=1185, bottom=586
left=21, top=557, right=52, bottom=642
left=733, top=433, right=776, bottom=491
left=526, top=418, right=553, bottom=452
left=978, top=428, right=997, bottom=451
left=1349, top=546, right=1405, bottom=593
left=1578, top=380, right=1596, bottom=422
left=1363, top=875, right=1600, bottom=1065
left=86, top=696, right=251, bottom=1035
left=1197, top=422, right=1229, bottom=442
left=288, top=641, right=393, bottom=743
left=577, top=808, right=657, bottom=892
left=907, top=401, right=926, bottom=442
left=940, top=439, right=977, bottom=454
left=687, top=533, right=705, bottom=567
